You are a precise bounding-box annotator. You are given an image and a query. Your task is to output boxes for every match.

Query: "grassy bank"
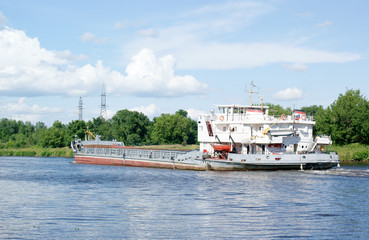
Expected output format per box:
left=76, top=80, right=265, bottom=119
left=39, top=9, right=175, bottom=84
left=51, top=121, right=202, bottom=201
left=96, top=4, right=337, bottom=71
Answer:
left=0, top=147, right=74, bottom=158
left=331, top=143, right=369, bottom=162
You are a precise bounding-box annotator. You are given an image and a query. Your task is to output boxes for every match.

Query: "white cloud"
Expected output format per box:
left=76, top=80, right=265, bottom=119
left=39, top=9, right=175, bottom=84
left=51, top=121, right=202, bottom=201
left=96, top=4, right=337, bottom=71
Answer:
left=186, top=108, right=206, bottom=120
left=114, top=21, right=128, bottom=30
left=317, top=20, right=332, bottom=27
left=130, top=104, right=160, bottom=117
left=0, top=97, right=63, bottom=122
left=112, top=48, right=207, bottom=97
left=128, top=37, right=361, bottom=70
left=55, top=50, right=89, bottom=62
left=273, top=87, right=303, bottom=101
left=106, top=109, right=116, bottom=119
left=123, top=2, right=359, bottom=71
left=80, top=32, right=95, bottom=42
left=0, top=27, right=206, bottom=98
left=186, top=1, right=274, bottom=33
left=80, top=32, right=108, bottom=44
left=283, top=63, right=308, bottom=72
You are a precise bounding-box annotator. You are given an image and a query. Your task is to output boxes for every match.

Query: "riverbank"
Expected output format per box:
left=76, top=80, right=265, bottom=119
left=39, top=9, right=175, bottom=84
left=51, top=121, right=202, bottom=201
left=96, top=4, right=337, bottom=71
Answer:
left=331, top=143, right=369, bottom=162
left=0, top=147, right=74, bottom=158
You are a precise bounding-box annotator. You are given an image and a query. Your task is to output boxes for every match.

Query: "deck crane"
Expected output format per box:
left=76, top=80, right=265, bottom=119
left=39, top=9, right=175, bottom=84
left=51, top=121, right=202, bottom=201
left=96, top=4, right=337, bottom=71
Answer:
left=262, top=114, right=286, bottom=136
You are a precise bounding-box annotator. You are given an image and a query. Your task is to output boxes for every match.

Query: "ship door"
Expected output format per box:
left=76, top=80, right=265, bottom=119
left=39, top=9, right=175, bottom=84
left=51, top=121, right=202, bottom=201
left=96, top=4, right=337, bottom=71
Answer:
left=294, top=144, right=298, bottom=152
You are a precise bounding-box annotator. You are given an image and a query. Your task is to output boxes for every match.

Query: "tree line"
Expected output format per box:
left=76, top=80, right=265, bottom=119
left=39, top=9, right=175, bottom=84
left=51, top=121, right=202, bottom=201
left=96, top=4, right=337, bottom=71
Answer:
left=0, top=89, right=368, bottom=149
left=0, top=109, right=197, bottom=148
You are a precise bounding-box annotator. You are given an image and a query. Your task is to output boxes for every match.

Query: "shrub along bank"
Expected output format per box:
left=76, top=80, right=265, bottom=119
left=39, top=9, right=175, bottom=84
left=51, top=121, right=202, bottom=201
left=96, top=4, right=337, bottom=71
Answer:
left=331, top=144, right=369, bottom=162
left=0, top=147, right=73, bottom=158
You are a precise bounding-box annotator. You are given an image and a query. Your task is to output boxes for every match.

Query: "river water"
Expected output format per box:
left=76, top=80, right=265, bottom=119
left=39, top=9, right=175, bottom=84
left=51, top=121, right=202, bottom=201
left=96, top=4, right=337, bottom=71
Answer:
left=1, top=157, right=368, bottom=239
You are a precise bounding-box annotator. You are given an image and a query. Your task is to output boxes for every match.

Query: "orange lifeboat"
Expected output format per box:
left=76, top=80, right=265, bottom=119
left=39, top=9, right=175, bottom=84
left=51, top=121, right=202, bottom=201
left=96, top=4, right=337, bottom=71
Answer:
left=213, top=144, right=232, bottom=152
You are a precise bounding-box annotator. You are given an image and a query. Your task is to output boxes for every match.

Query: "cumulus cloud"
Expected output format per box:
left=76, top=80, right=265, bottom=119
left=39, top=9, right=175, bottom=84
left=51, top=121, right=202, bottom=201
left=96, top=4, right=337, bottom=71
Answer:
left=283, top=63, right=308, bottom=72
left=112, top=48, right=207, bottom=97
left=0, top=27, right=206, bottom=98
left=273, top=88, right=303, bottom=101
left=0, top=97, right=63, bottom=122
left=186, top=108, right=206, bottom=120
left=80, top=32, right=108, bottom=44
left=130, top=104, right=160, bottom=117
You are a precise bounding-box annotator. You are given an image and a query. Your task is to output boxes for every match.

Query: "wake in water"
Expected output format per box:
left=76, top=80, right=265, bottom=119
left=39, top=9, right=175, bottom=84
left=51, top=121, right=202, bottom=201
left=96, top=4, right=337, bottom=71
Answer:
left=306, top=166, right=369, bottom=178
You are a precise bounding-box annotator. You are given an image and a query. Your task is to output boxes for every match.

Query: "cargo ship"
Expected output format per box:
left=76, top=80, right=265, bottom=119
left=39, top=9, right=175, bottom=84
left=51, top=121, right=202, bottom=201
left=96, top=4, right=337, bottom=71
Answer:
left=71, top=102, right=340, bottom=171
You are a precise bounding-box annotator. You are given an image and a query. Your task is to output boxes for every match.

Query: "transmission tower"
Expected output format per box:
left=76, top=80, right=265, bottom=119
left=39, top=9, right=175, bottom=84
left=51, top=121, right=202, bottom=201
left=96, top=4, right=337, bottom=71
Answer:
left=78, top=97, right=83, bottom=121
left=100, top=85, right=107, bottom=119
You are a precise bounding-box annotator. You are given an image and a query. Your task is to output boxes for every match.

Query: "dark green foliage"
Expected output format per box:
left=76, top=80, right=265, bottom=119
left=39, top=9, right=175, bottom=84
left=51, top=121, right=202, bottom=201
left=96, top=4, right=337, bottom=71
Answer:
left=313, top=89, right=369, bottom=145
left=151, top=110, right=197, bottom=145
left=39, top=121, right=68, bottom=148
left=265, top=103, right=292, bottom=117
left=67, top=120, right=86, bottom=140
left=87, top=117, right=114, bottom=141
left=301, top=105, right=323, bottom=118
left=353, top=150, right=369, bottom=161
left=111, top=110, right=152, bottom=145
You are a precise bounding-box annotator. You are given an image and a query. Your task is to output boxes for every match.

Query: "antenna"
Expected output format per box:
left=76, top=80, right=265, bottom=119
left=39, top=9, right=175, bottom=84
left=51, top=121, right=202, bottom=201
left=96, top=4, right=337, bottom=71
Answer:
left=247, top=81, right=259, bottom=106
left=78, top=97, right=83, bottom=121
left=100, top=84, right=107, bottom=119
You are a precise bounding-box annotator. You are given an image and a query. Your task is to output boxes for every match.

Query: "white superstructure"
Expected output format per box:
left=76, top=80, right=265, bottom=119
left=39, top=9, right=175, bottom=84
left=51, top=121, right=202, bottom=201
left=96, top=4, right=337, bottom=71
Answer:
left=198, top=105, right=331, bottom=158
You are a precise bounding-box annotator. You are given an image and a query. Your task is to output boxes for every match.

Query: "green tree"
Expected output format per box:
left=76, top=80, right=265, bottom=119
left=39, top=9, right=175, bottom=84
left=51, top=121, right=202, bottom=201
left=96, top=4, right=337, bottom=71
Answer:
left=33, top=122, right=47, bottom=146
left=151, top=110, right=197, bottom=145
left=326, top=89, right=369, bottom=145
left=111, top=110, right=151, bottom=145
left=67, top=120, right=87, bottom=140
left=39, top=121, right=68, bottom=148
left=265, top=103, right=292, bottom=117
left=87, top=117, right=114, bottom=141
left=301, top=105, right=323, bottom=118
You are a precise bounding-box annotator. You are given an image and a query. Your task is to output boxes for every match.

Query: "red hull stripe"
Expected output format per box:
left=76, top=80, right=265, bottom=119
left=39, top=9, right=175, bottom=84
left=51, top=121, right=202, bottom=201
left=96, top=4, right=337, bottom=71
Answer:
left=74, top=156, right=206, bottom=171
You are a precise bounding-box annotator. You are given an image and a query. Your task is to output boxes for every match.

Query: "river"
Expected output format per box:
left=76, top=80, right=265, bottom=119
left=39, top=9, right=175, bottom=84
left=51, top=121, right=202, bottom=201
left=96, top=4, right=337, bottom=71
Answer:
left=1, top=156, right=368, bottom=239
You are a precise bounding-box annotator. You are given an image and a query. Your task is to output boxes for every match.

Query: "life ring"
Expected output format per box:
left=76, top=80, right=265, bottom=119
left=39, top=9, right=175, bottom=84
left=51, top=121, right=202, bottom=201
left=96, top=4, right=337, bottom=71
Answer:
left=281, top=114, right=286, bottom=120
left=301, top=115, right=306, bottom=120
left=219, top=115, right=225, bottom=121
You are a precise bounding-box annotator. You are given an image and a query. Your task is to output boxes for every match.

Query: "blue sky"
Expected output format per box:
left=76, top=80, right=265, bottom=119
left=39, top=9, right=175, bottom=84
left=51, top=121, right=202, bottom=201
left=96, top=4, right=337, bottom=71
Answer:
left=0, top=0, right=368, bottom=126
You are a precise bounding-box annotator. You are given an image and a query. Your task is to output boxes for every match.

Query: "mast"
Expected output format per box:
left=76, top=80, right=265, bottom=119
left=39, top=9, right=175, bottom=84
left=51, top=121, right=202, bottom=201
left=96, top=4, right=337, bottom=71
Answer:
left=247, top=81, right=258, bottom=106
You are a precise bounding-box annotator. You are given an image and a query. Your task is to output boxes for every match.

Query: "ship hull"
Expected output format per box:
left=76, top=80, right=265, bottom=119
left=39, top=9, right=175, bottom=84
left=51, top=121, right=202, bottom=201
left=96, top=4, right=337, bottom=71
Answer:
left=74, top=155, right=207, bottom=170
left=74, top=150, right=339, bottom=171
